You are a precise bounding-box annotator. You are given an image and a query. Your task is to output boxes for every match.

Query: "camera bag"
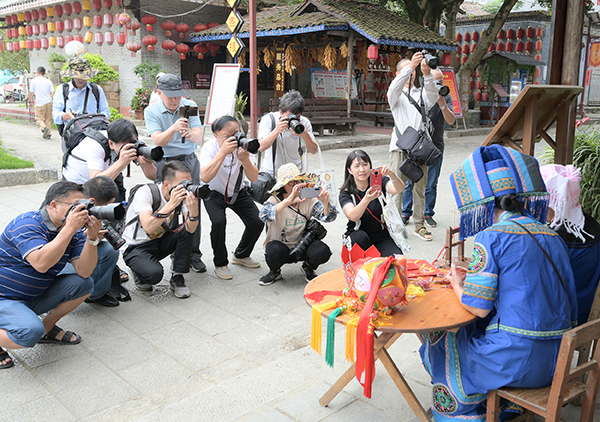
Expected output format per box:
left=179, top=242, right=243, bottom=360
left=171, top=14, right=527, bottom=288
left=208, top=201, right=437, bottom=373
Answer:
left=61, top=113, right=111, bottom=168
left=250, top=113, right=278, bottom=204
left=399, top=158, right=424, bottom=183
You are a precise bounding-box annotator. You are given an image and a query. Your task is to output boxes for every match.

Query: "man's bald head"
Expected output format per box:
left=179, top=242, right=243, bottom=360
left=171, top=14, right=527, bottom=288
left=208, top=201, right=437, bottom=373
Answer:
left=397, top=58, right=411, bottom=72
left=432, top=68, right=443, bottom=82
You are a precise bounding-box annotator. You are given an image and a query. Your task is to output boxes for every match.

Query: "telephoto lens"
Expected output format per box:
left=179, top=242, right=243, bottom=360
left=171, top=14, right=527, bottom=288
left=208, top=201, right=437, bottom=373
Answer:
left=420, top=49, right=439, bottom=69
left=286, top=114, right=305, bottom=135
left=289, top=219, right=327, bottom=261
left=102, top=222, right=126, bottom=250
left=133, top=140, right=164, bottom=161
left=438, top=85, right=450, bottom=96
left=78, top=200, right=126, bottom=221
left=234, top=132, right=260, bottom=154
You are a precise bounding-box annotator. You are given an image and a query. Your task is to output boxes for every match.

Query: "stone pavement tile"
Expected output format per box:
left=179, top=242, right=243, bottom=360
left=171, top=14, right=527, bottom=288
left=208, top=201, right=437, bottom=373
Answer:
left=320, top=399, right=405, bottom=422
left=83, top=397, right=160, bottom=422
left=35, top=352, right=138, bottom=418
left=236, top=271, right=308, bottom=308
left=186, top=273, right=249, bottom=308
left=274, top=382, right=355, bottom=422
left=142, top=320, right=239, bottom=372
left=2, top=395, right=77, bottom=422
left=118, top=355, right=213, bottom=407
left=10, top=341, right=87, bottom=369
left=234, top=406, right=296, bottom=422
left=3, top=361, right=50, bottom=411
left=198, top=353, right=260, bottom=385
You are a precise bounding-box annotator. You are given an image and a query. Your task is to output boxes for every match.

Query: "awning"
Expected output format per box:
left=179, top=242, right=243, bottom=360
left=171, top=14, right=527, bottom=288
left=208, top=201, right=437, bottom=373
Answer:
left=482, top=51, right=546, bottom=66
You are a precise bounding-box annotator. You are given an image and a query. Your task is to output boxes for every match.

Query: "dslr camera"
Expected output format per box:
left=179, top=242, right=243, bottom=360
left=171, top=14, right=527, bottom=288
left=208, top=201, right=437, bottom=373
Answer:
left=176, top=179, right=210, bottom=200
left=286, top=114, right=305, bottom=135
left=76, top=199, right=126, bottom=221
left=436, top=83, right=450, bottom=97
left=102, top=221, right=126, bottom=250
left=132, top=140, right=164, bottom=162
left=233, top=131, right=260, bottom=154
left=420, top=49, right=439, bottom=69
left=289, top=219, right=327, bottom=261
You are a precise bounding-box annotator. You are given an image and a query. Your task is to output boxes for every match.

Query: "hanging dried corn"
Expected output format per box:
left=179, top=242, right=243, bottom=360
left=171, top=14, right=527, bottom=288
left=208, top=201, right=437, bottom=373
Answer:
left=284, top=42, right=302, bottom=75
left=340, top=41, right=348, bottom=58
left=263, top=45, right=274, bottom=68
left=319, top=43, right=337, bottom=71
left=239, top=51, right=247, bottom=68
left=256, top=50, right=262, bottom=74
left=358, top=44, right=368, bottom=74
left=390, top=53, right=401, bottom=73
left=336, top=53, right=347, bottom=72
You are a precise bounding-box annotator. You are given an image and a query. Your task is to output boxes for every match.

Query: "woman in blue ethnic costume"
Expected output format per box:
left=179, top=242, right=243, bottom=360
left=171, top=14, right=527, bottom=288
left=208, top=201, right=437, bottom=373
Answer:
left=420, top=145, right=578, bottom=422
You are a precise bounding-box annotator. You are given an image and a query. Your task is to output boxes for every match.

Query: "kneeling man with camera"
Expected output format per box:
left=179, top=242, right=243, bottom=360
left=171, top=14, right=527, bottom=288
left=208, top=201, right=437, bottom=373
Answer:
left=121, top=161, right=199, bottom=299
left=258, top=164, right=337, bottom=286
left=0, top=181, right=100, bottom=369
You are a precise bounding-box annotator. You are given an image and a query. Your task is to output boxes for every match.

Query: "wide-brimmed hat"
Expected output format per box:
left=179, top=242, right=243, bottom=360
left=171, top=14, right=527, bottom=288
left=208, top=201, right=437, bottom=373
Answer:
left=269, top=163, right=319, bottom=194
left=60, top=56, right=100, bottom=80
left=157, top=73, right=186, bottom=97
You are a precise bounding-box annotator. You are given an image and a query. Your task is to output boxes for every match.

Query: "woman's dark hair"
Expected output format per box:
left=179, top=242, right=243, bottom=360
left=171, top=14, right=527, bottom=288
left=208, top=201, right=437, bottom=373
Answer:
left=107, top=118, right=138, bottom=145
left=495, top=194, right=524, bottom=214
left=211, top=115, right=239, bottom=134
left=340, top=149, right=373, bottom=195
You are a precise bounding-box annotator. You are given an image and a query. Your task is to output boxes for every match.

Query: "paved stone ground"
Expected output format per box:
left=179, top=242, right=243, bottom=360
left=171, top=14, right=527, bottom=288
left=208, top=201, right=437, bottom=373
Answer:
left=1, top=120, right=597, bottom=421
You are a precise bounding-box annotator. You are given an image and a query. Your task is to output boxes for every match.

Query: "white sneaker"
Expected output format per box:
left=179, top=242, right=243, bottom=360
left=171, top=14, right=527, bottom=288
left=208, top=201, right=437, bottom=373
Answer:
left=231, top=256, right=261, bottom=268
left=215, top=266, right=233, bottom=280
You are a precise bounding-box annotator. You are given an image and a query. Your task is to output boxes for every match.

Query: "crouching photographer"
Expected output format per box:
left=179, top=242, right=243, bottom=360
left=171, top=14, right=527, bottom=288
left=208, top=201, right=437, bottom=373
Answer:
left=121, top=161, right=199, bottom=299
left=258, top=164, right=337, bottom=286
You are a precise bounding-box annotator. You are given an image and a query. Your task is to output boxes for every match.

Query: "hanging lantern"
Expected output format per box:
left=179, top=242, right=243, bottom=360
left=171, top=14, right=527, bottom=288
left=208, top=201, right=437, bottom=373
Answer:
left=64, top=3, right=73, bottom=15
left=126, top=18, right=140, bottom=35
left=93, top=0, right=102, bottom=11
left=55, top=5, right=64, bottom=17
left=20, top=39, right=27, bottom=50
left=506, top=41, right=513, bottom=52
left=56, top=20, right=64, bottom=32
left=116, top=32, right=126, bottom=46
left=161, top=20, right=176, bottom=37
left=175, top=43, right=189, bottom=59
left=526, top=26, right=534, bottom=39
left=497, top=29, right=505, bottom=39
left=475, top=92, right=481, bottom=102
left=47, top=7, right=55, bottom=17
left=536, top=40, right=542, bottom=52
left=194, top=43, right=207, bottom=59
left=175, top=23, right=189, bottom=39
left=516, top=27, right=524, bottom=40
left=367, top=44, right=378, bottom=60
left=496, top=41, right=504, bottom=52
left=456, top=45, right=461, bottom=56
left=26, top=25, right=33, bottom=36
left=33, top=39, right=41, bottom=50
left=536, top=25, right=543, bottom=39
left=74, top=18, right=82, bottom=30
left=471, top=31, right=478, bottom=42
left=126, top=40, right=142, bottom=57
left=6, top=42, right=13, bottom=52
left=116, top=13, right=131, bottom=27
left=82, top=0, right=91, bottom=11
left=193, top=23, right=208, bottom=32
left=83, top=16, right=92, bottom=27
left=18, top=26, right=26, bottom=36
left=115, top=0, right=121, bottom=6
left=13, top=41, right=20, bottom=52
left=65, top=19, right=73, bottom=31
left=442, top=53, right=452, bottom=66
left=535, top=54, right=542, bottom=61
left=93, top=15, right=102, bottom=28
left=464, top=32, right=471, bottom=43
left=75, top=34, right=84, bottom=43
left=94, top=32, right=103, bottom=49
left=103, top=13, right=113, bottom=26
left=32, top=10, right=40, bottom=21
left=5, top=15, right=12, bottom=26
left=17, top=12, right=25, bottom=22
left=48, top=21, right=56, bottom=32
left=104, top=0, right=112, bottom=8
left=161, top=39, right=176, bottom=55
left=104, top=31, right=114, bottom=44
left=488, top=42, right=495, bottom=53
left=470, top=79, right=475, bottom=90
left=477, top=80, right=482, bottom=90
left=11, top=14, right=18, bottom=24
left=456, top=32, right=462, bottom=43
left=57, top=36, right=65, bottom=48
left=525, top=40, right=532, bottom=52
left=26, top=39, right=34, bottom=50
left=41, top=38, right=49, bottom=49
left=483, top=92, right=488, bottom=102
left=39, top=9, right=47, bottom=19
left=462, top=43, right=469, bottom=55
left=25, top=11, right=32, bottom=21
left=40, top=23, right=48, bottom=34
left=507, top=28, right=514, bottom=39
left=141, top=15, right=156, bottom=31
left=471, top=42, right=477, bottom=53
left=142, top=35, right=157, bottom=51
left=84, top=30, right=93, bottom=43
left=66, top=35, right=74, bottom=44
left=207, top=22, right=219, bottom=28
left=49, top=36, right=57, bottom=47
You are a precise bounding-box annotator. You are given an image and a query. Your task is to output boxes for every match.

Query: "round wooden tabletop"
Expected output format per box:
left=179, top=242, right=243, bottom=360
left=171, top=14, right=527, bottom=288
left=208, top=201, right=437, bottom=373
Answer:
left=304, top=268, right=478, bottom=333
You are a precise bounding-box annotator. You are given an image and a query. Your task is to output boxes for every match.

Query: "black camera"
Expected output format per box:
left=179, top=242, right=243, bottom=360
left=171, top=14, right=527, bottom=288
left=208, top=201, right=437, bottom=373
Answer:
left=289, top=219, right=327, bottom=261
left=102, top=221, right=126, bottom=250
left=133, top=140, right=164, bottom=161
left=420, top=50, right=439, bottom=69
left=177, top=179, right=210, bottom=199
left=233, top=131, right=260, bottom=154
left=286, top=114, right=305, bottom=135
left=77, top=199, right=126, bottom=221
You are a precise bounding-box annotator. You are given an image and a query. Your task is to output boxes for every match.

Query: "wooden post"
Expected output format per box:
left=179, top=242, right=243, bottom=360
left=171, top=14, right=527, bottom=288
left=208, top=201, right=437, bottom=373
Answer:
left=522, top=94, right=539, bottom=156
left=346, top=31, right=354, bottom=118
left=249, top=0, right=258, bottom=138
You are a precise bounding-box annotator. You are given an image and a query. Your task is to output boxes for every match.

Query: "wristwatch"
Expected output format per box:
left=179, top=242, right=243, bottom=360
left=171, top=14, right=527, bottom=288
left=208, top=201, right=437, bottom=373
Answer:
left=440, top=104, right=447, bottom=111
left=86, top=237, right=100, bottom=246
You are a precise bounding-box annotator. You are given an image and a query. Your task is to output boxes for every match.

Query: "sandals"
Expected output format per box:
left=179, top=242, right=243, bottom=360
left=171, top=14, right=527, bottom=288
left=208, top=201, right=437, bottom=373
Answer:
left=415, top=226, right=433, bottom=242
left=0, top=348, right=14, bottom=369
left=117, top=265, right=129, bottom=283
left=37, top=325, right=81, bottom=345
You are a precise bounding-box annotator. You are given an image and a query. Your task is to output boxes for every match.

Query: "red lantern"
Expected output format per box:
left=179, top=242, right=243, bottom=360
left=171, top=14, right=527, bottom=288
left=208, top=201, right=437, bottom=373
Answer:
left=32, top=10, right=40, bottom=21
left=66, top=35, right=74, bottom=44
left=175, top=23, right=189, bottom=39
left=525, top=40, right=532, bottom=52
left=488, top=43, right=495, bottom=53
left=207, top=22, right=219, bottom=28
left=63, top=3, right=72, bottom=15
left=103, top=13, right=113, bottom=27
left=11, top=14, right=18, bottom=24
left=367, top=44, right=378, bottom=60
left=74, top=18, right=82, bottom=30
left=40, top=23, right=48, bottom=34
left=94, top=32, right=103, bottom=45
left=175, top=42, right=189, bottom=59
left=536, top=25, right=543, bottom=38
left=57, top=20, right=65, bottom=32
left=26, top=39, right=34, bottom=50
left=24, top=11, right=32, bottom=21
left=471, top=43, right=477, bottom=53
left=93, top=15, right=102, bottom=28
left=34, top=39, right=41, bottom=50
left=57, top=36, right=65, bottom=47
left=104, top=0, right=112, bottom=8
left=161, top=20, right=176, bottom=37
left=535, top=40, right=542, bottom=52
left=206, top=42, right=220, bottom=56
left=193, top=23, right=208, bottom=32
left=456, top=32, right=462, bottom=43
left=142, top=35, right=157, bottom=51
left=104, top=31, right=114, bottom=44
left=41, top=38, right=49, bottom=49
left=442, top=53, right=452, bottom=66
left=497, top=29, right=505, bottom=40
left=374, top=81, right=381, bottom=91
left=535, top=54, right=542, bottom=61
left=462, top=43, right=469, bottom=55
left=461, top=55, right=468, bottom=65
left=506, top=41, right=513, bottom=52
left=470, top=79, right=475, bottom=90
left=516, top=41, right=523, bottom=53
left=126, top=40, right=141, bottom=57
left=26, top=25, right=33, bottom=36
left=65, top=19, right=73, bottom=31
left=526, top=26, right=534, bottom=39
left=496, top=41, right=504, bottom=52
left=73, top=2, right=82, bottom=13
left=127, top=18, right=140, bottom=35
left=483, top=92, right=488, bottom=102
left=464, top=32, right=471, bottom=43
left=475, top=92, right=482, bottom=102
left=142, top=15, right=156, bottom=31
left=13, top=41, right=20, bottom=52
left=33, top=24, right=40, bottom=35
left=93, top=0, right=101, bottom=10
left=116, top=32, right=126, bottom=46
left=472, top=31, right=479, bottom=42
left=55, top=5, right=63, bottom=16
left=115, top=0, right=121, bottom=6
left=456, top=45, right=461, bottom=56
left=39, top=8, right=47, bottom=19
left=507, top=28, right=514, bottom=40
left=6, top=15, right=13, bottom=25
left=161, top=39, right=176, bottom=55
left=194, top=43, right=207, bottom=59
left=74, top=34, right=83, bottom=43
left=516, top=27, right=523, bottom=40
left=477, top=80, right=482, bottom=90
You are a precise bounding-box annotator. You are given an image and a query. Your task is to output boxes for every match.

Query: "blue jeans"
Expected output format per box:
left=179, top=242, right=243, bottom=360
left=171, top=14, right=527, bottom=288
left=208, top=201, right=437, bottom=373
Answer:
left=0, top=273, right=93, bottom=347
left=402, top=154, right=443, bottom=218
left=59, top=241, right=119, bottom=300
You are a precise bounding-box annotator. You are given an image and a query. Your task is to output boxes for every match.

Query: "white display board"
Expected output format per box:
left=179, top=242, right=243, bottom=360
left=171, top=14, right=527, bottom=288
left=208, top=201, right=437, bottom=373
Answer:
left=204, top=63, right=241, bottom=126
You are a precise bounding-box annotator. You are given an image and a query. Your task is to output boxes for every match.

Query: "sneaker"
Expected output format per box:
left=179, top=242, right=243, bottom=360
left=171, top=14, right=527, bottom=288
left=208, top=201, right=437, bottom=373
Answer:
left=190, top=255, right=207, bottom=273
left=85, top=293, right=119, bottom=307
left=302, top=263, right=318, bottom=282
left=169, top=274, right=191, bottom=299
left=133, top=273, right=152, bottom=291
left=42, top=127, right=51, bottom=139
left=215, top=266, right=233, bottom=280
left=231, top=256, right=261, bottom=268
left=258, top=270, right=282, bottom=286
left=414, top=226, right=433, bottom=242
left=425, top=216, right=437, bottom=228
left=401, top=215, right=410, bottom=225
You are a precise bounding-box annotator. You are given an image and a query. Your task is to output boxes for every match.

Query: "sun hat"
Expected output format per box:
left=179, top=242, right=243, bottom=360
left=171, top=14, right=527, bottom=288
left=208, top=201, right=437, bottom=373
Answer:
left=60, top=56, right=100, bottom=80
left=450, top=144, right=549, bottom=239
left=540, top=164, right=588, bottom=241
left=157, top=73, right=186, bottom=97
left=268, top=163, right=319, bottom=194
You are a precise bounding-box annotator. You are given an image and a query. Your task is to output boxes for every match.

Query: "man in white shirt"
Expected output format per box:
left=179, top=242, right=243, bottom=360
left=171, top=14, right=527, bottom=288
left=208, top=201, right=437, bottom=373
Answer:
left=28, top=66, right=55, bottom=139
left=257, top=90, right=319, bottom=177
left=387, top=52, right=437, bottom=242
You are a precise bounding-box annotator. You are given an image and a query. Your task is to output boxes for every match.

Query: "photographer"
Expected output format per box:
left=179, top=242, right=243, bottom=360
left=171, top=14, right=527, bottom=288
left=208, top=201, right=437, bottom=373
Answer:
left=121, top=161, right=199, bottom=299
left=387, top=52, right=438, bottom=242
left=144, top=73, right=205, bottom=273
left=199, top=115, right=263, bottom=280
left=258, top=164, right=337, bottom=286
left=257, top=90, right=319, bottom=175
left=58, top=176, right=121, bottom=307
left=0, top=181, right=99, bottom=369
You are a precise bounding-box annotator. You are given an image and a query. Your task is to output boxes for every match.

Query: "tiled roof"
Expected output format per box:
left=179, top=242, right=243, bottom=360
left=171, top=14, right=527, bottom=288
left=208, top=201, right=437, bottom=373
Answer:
left=459, top=1, right=490, bottom=18
left=482, top=51, right=545, bottom=66
left=457, top=9, right=551, bottom=23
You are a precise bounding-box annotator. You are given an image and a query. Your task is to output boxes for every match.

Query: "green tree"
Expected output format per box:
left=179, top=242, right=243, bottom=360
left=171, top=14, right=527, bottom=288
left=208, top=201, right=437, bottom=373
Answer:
left=0, top=30, right=30, bottom=74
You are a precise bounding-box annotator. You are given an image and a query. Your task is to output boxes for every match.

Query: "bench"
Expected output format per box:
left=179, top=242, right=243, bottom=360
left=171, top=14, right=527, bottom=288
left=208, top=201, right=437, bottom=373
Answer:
left=351, top=110, right=395, bottom=127
left=269, top=98, right=359, bottom=136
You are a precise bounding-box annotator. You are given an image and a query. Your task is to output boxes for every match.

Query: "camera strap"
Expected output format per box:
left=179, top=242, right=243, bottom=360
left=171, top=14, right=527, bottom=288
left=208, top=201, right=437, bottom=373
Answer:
left=224, top=154, right=245, bottom=205
left=264, top=113, right=279, bottom=177
left=287, top=204, right=309, bottom=222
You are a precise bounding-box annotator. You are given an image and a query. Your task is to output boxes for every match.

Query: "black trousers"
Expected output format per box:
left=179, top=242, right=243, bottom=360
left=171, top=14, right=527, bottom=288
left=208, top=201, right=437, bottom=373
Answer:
left=202, top=188, right=263, bottom=267
left=265, top=239, right=331, bottom=272
left=123, top=229, right=192, bottom=285
left=347, top=229, right=402, bottom=257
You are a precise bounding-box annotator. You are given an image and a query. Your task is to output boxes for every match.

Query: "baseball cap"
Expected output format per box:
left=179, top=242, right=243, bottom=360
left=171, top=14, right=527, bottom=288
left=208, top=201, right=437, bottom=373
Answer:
left=157, top=74, right=186, bottom=97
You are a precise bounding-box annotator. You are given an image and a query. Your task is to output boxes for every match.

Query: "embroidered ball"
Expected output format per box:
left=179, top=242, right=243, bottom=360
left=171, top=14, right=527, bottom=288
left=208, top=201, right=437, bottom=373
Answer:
left=352, top=256, right=408, bottom=312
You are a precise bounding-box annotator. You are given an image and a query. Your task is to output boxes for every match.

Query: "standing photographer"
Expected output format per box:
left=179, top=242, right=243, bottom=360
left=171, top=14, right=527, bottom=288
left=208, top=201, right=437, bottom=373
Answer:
left=258, top=90, right=319, bottom=175
left=200, top=115, right=263, bottom=280
left=144, top=73, right=205, bottom=273
left=258, top=164, right=337, bottom=286
left=121, top=161, right=199, bottom=299
left=387, top=52, right=438, bottom=242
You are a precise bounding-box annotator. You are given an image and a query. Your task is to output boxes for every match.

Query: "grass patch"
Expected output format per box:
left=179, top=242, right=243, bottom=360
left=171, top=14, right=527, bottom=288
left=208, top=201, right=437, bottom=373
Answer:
left=0, top=116, right=30, bottom=125
left=0, top=140, right=34, bottom=169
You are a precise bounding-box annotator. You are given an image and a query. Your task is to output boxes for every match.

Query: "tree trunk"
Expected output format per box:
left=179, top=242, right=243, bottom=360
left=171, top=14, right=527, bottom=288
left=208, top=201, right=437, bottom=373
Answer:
left=457, top=0, right=521, bottom=124
left=445, top=3, right=460, bottom=72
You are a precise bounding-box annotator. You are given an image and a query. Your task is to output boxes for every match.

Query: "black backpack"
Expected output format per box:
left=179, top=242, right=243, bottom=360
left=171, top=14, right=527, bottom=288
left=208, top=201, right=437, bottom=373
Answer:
left=61, top=113, right=111, bottom=168
left=57, top=82, right=101, bottom=136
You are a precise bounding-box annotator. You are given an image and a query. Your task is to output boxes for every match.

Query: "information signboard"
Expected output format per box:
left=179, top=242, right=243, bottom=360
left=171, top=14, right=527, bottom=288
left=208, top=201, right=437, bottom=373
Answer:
left=439, top=67, right=463, bottom=118
left=310, top=68, right=358, bottom=99
left=204, top=63, right=241, bottom=127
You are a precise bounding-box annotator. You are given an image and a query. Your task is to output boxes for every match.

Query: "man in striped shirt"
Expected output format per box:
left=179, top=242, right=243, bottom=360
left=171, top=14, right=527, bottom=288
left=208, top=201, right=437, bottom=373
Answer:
left=0, top=181, right=101, bottom=369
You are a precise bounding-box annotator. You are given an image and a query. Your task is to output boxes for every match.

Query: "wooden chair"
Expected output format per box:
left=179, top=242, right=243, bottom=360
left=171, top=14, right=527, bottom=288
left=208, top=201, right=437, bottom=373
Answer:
left=486, top=319, right=600, bottom=422
left=433, top=226, right=470, bottom=269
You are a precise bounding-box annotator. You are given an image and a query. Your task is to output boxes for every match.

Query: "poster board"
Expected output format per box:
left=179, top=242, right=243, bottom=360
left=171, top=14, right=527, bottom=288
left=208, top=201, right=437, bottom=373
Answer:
left=439, top=67, right=463, bottom=118
left=204, top=63, right=241, bottom=127
left=310, top=68, right=358, bottom=100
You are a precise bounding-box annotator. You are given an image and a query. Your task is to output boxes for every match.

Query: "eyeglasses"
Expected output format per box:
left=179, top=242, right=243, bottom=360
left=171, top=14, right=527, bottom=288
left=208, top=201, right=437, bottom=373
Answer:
left=288, top=180, right=300, bottom=186
left=56, top=200, right=81, bottom=207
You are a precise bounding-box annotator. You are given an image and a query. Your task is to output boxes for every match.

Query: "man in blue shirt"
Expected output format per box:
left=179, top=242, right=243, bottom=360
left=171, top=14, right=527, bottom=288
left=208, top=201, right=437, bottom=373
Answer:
left=144, top=74, right=205, bottom=272
left=52, top=56, right=111, bottom=131
left=0, top=181, right=100, bottom=369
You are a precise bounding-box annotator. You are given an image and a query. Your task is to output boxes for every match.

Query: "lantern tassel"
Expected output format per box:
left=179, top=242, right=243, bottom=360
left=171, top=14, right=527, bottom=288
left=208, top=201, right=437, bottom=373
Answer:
left=310, top=299, right=341, bottom=355
left=325, top=307, right=343, bottom=368
left=345, top=316, right=359, bottom=363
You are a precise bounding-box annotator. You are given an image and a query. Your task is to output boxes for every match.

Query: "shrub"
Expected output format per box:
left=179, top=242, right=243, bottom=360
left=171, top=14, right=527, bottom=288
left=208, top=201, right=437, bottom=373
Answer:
left=130, top=87, right=152, bottom=110
left=109, top=107, right=123, bottom=122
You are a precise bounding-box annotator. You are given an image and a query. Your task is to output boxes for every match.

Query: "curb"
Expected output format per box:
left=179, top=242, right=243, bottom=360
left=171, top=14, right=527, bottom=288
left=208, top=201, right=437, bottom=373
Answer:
left=0, top=168, right=60, bottom=188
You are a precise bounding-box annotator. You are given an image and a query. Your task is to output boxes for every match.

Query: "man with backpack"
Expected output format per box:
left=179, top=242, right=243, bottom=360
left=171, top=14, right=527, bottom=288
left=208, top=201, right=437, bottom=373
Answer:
left=52, top=56, right=110, bottom=134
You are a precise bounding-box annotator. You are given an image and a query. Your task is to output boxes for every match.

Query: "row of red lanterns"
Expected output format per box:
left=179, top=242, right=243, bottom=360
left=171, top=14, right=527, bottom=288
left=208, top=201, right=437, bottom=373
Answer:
left=456, top=26, right=543, bottom=43
left=4, top=1, right=123, bottom=25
